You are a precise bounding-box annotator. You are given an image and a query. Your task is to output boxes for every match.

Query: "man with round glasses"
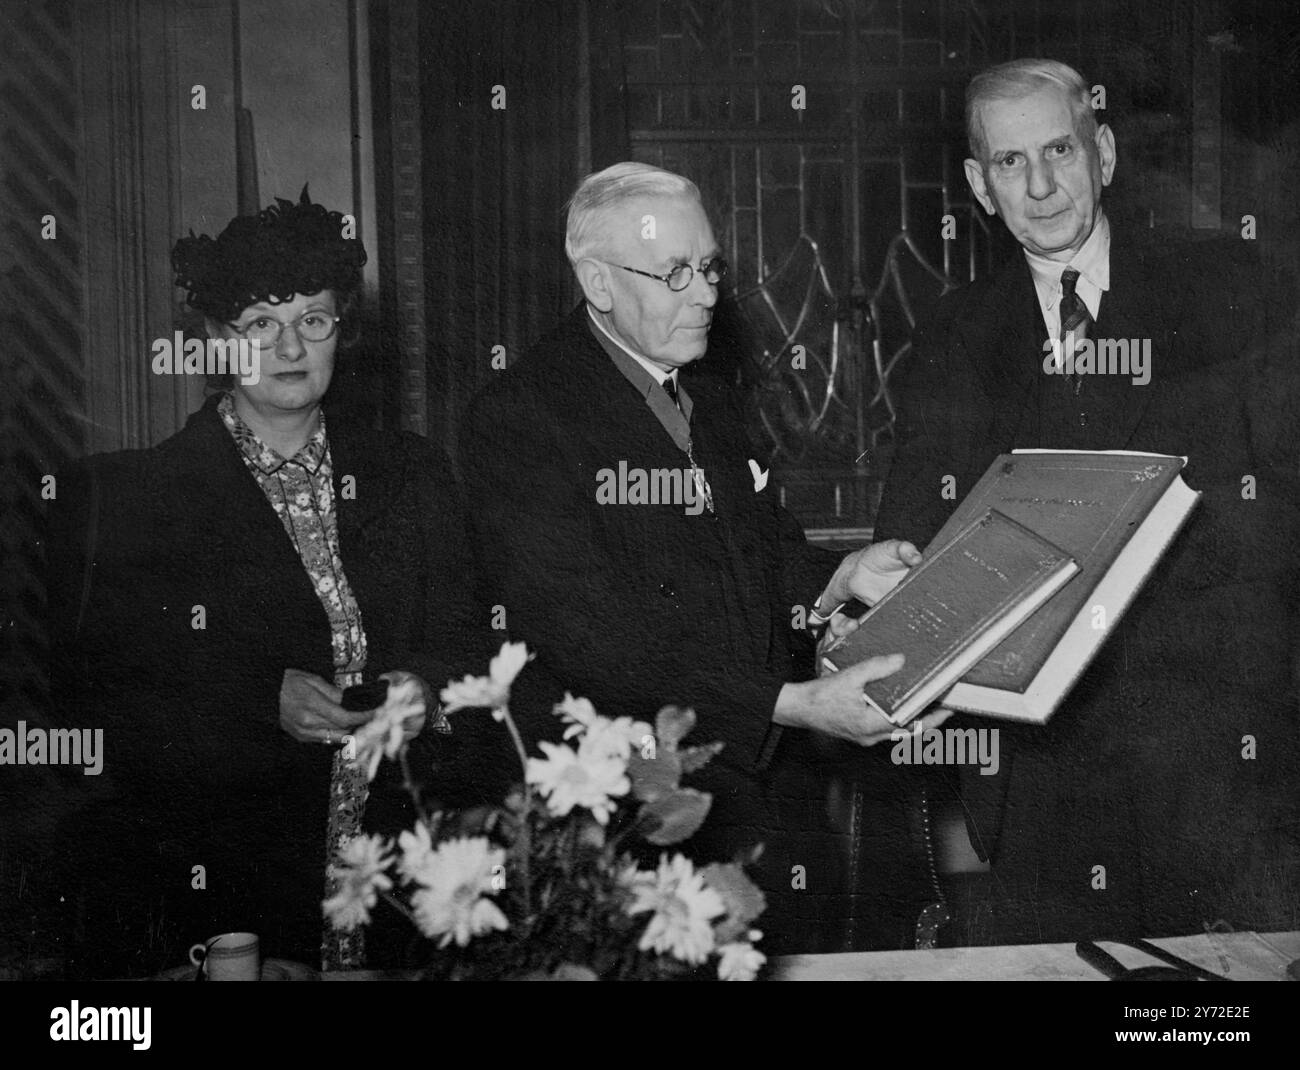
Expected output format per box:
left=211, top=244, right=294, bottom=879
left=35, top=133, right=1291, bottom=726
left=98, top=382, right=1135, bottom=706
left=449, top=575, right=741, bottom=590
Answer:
left=460, top=162, right=935, bottom=953
left=611, top=255, right=728, bottom=292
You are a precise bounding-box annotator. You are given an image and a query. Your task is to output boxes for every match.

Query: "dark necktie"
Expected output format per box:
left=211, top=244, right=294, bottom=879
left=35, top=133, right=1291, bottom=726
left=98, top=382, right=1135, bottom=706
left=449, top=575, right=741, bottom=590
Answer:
left=663, top=376, right=712, bottom=513
left=662, top=376, right=681, bottom=412
left=1059, top=267, right=1093, bottom=400
left=1060, top=268, right=1093, bottom=344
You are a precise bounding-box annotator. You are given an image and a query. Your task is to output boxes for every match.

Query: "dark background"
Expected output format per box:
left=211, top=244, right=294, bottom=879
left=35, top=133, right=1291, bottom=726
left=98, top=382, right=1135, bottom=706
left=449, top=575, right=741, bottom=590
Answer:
left=2, top=0, right=1298, bottom=974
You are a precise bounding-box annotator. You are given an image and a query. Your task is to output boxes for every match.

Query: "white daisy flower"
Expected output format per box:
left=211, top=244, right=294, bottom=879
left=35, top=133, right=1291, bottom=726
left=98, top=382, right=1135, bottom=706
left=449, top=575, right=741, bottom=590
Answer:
left=440, top=641, right=531, bottom=713
left=349, top=675, right=425, bottom=781
left=525, top=740, right=629, bottom=825
left=716, top=939, right=766, bottom=981
left=406, top=837, right=509, bottom=948
left=322, top=833, right=394, bottom=931
left=626, top=854, right=725, bottom=964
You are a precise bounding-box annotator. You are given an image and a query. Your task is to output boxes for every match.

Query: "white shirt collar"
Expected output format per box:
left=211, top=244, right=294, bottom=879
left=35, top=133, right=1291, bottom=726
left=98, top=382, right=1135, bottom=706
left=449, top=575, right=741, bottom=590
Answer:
left=1024, top=210, right=1111, bottom=311
left=587, top=307, right=678, bottom=389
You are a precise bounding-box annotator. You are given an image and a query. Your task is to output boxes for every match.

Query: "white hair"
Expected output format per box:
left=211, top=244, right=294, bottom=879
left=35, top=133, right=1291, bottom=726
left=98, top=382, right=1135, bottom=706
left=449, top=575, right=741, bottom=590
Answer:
left=564, top=162, right=702, bottom=266
left=965, top=58, right=1099, bottom=162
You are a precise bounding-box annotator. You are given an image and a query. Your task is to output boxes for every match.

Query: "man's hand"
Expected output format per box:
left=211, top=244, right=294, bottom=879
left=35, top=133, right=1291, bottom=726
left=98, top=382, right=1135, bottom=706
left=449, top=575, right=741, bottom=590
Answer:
left=278, top=668, right=371, bottom=745
left=816, top=602, right=868, bottom=663
left=774, top=654, right=952, bottom=746
left=818, top=539, right=922, bottom=612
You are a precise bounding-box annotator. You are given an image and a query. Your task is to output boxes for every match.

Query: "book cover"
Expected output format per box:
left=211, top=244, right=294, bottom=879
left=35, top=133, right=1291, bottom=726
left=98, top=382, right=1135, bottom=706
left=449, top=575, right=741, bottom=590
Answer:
left=933, top=450, right=1200, bottom=721
left=822, top=509, right=1077, bottom=726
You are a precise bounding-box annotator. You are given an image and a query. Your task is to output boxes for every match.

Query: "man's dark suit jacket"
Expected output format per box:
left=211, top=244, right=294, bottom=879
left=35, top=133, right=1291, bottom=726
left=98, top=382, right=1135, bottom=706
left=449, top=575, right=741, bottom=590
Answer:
left=874, top=222, right=1300, bottom=943
left=44, top=393, right=492, bottom=975
left=459, top=305, right=864, bottom=953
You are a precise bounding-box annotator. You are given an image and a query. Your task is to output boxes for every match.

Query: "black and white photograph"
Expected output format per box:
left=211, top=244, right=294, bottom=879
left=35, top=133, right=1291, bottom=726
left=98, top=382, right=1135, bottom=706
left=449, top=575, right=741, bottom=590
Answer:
left=1, top=0, right=1297, bottom=1042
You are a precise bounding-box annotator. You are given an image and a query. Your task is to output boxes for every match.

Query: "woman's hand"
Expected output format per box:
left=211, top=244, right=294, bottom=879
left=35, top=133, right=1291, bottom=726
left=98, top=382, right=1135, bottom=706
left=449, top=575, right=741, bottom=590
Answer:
left=278, top=668, right=372, bottom=745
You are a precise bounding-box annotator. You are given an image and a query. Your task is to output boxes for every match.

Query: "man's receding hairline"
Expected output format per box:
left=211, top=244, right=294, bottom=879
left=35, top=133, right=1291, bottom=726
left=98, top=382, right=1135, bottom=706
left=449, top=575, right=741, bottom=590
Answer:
left=965, top=58, right=1097, bottom=162
left=969, top=83, right=1098, bottom=163
left=565, top=162, right=705, bottom=265
left=583, top=192, right=710, bottom=264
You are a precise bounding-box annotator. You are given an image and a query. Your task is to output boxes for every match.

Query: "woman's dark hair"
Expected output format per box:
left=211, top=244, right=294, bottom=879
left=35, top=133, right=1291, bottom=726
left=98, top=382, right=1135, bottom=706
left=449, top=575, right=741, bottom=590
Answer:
left=172, top=185, right=366, bottom=328
left=172, top=186, right=367, bottom=388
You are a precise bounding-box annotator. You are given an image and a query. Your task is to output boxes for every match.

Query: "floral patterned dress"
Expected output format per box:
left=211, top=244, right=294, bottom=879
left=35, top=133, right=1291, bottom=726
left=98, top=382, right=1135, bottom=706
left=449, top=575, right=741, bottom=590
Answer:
left=219, top=393, right=369, bottom=971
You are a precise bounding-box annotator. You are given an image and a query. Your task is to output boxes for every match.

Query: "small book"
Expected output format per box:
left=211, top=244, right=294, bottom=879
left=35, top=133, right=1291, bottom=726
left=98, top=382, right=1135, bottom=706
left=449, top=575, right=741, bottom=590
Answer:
left=935, top=450, right=1200, bottom=722
left=820, top=509, right=1078, bottom=726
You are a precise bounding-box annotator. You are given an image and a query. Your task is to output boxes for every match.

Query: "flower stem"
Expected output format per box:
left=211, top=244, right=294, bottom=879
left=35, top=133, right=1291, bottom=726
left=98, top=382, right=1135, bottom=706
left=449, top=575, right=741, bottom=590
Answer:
left=398, top=745, right=431, bottom=829
left=380, top=888, right=416, bottom=924
left=497, top=703, right=532, bottom=918
left=606, top=817, right=640, bottom=857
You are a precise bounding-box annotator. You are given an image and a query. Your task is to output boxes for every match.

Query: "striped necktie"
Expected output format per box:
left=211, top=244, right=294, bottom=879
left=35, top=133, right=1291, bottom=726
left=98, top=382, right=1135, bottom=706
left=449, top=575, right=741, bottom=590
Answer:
left=1060, top=267, right=1093, bottom=397
left=1060, top=267, right=1093, bottom=345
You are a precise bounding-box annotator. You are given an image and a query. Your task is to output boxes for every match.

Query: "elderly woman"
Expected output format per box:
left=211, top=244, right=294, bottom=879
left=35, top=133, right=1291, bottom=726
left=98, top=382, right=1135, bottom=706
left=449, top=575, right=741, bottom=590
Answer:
left=45, top=189, right=492, bottom=976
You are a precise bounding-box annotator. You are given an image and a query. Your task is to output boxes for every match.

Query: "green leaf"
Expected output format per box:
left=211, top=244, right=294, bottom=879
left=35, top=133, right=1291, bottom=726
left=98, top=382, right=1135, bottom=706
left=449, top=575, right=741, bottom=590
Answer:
left=702, top=861, right=767, bottom=942
left=627, top=748, right=681, bottom=802
left=678, top=741, right=725, bottom=775
left=639, top=788, right=712, bottom=845
left=654, top=705, right=696, bottom=751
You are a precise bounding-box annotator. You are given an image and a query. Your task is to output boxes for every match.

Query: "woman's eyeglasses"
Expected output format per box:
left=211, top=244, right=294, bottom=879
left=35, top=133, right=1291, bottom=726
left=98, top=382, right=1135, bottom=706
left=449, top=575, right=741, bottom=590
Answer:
left=228, top=312, right=341, bottom=346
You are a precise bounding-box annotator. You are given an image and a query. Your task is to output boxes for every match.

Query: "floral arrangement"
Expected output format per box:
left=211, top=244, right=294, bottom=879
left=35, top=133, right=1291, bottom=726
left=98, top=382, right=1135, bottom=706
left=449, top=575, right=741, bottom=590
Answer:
left=324, top=642, right=767, bottom=980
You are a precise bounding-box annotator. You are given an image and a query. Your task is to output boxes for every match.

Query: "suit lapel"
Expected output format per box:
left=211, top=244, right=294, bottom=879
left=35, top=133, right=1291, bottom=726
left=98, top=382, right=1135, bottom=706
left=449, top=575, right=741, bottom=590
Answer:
left=958, top=236, right=1162, bottom=453
left=326, top=411, right=402, bottom=556
left=566, top=312, right=774, bottom=662
left=957, top=255, right=1045, bottom=394
left=169, top=397, right=332, bottom=674
left=1091, top=233, right=1161, bottom=448
left=569, top=310, right=697, bottom=470
left=955, top=255, right=1046, bottom=448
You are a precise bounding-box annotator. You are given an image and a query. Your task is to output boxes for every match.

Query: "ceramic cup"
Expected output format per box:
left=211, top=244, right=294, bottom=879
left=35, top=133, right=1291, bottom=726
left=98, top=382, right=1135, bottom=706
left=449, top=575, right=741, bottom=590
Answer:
left=188, top=931, right=260, bottom=981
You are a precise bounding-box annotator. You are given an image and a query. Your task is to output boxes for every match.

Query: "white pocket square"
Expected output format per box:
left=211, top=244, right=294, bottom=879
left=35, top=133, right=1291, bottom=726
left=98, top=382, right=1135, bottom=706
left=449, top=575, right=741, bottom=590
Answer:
left=748, top=458, right=770, bottom=492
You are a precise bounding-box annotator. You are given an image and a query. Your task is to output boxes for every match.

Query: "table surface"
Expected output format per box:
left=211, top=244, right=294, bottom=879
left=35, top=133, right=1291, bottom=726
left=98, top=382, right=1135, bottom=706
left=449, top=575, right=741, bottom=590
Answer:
left=770, top=931, right=1300, bottom=981
left=314, top=931, right=1299, bottom=981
